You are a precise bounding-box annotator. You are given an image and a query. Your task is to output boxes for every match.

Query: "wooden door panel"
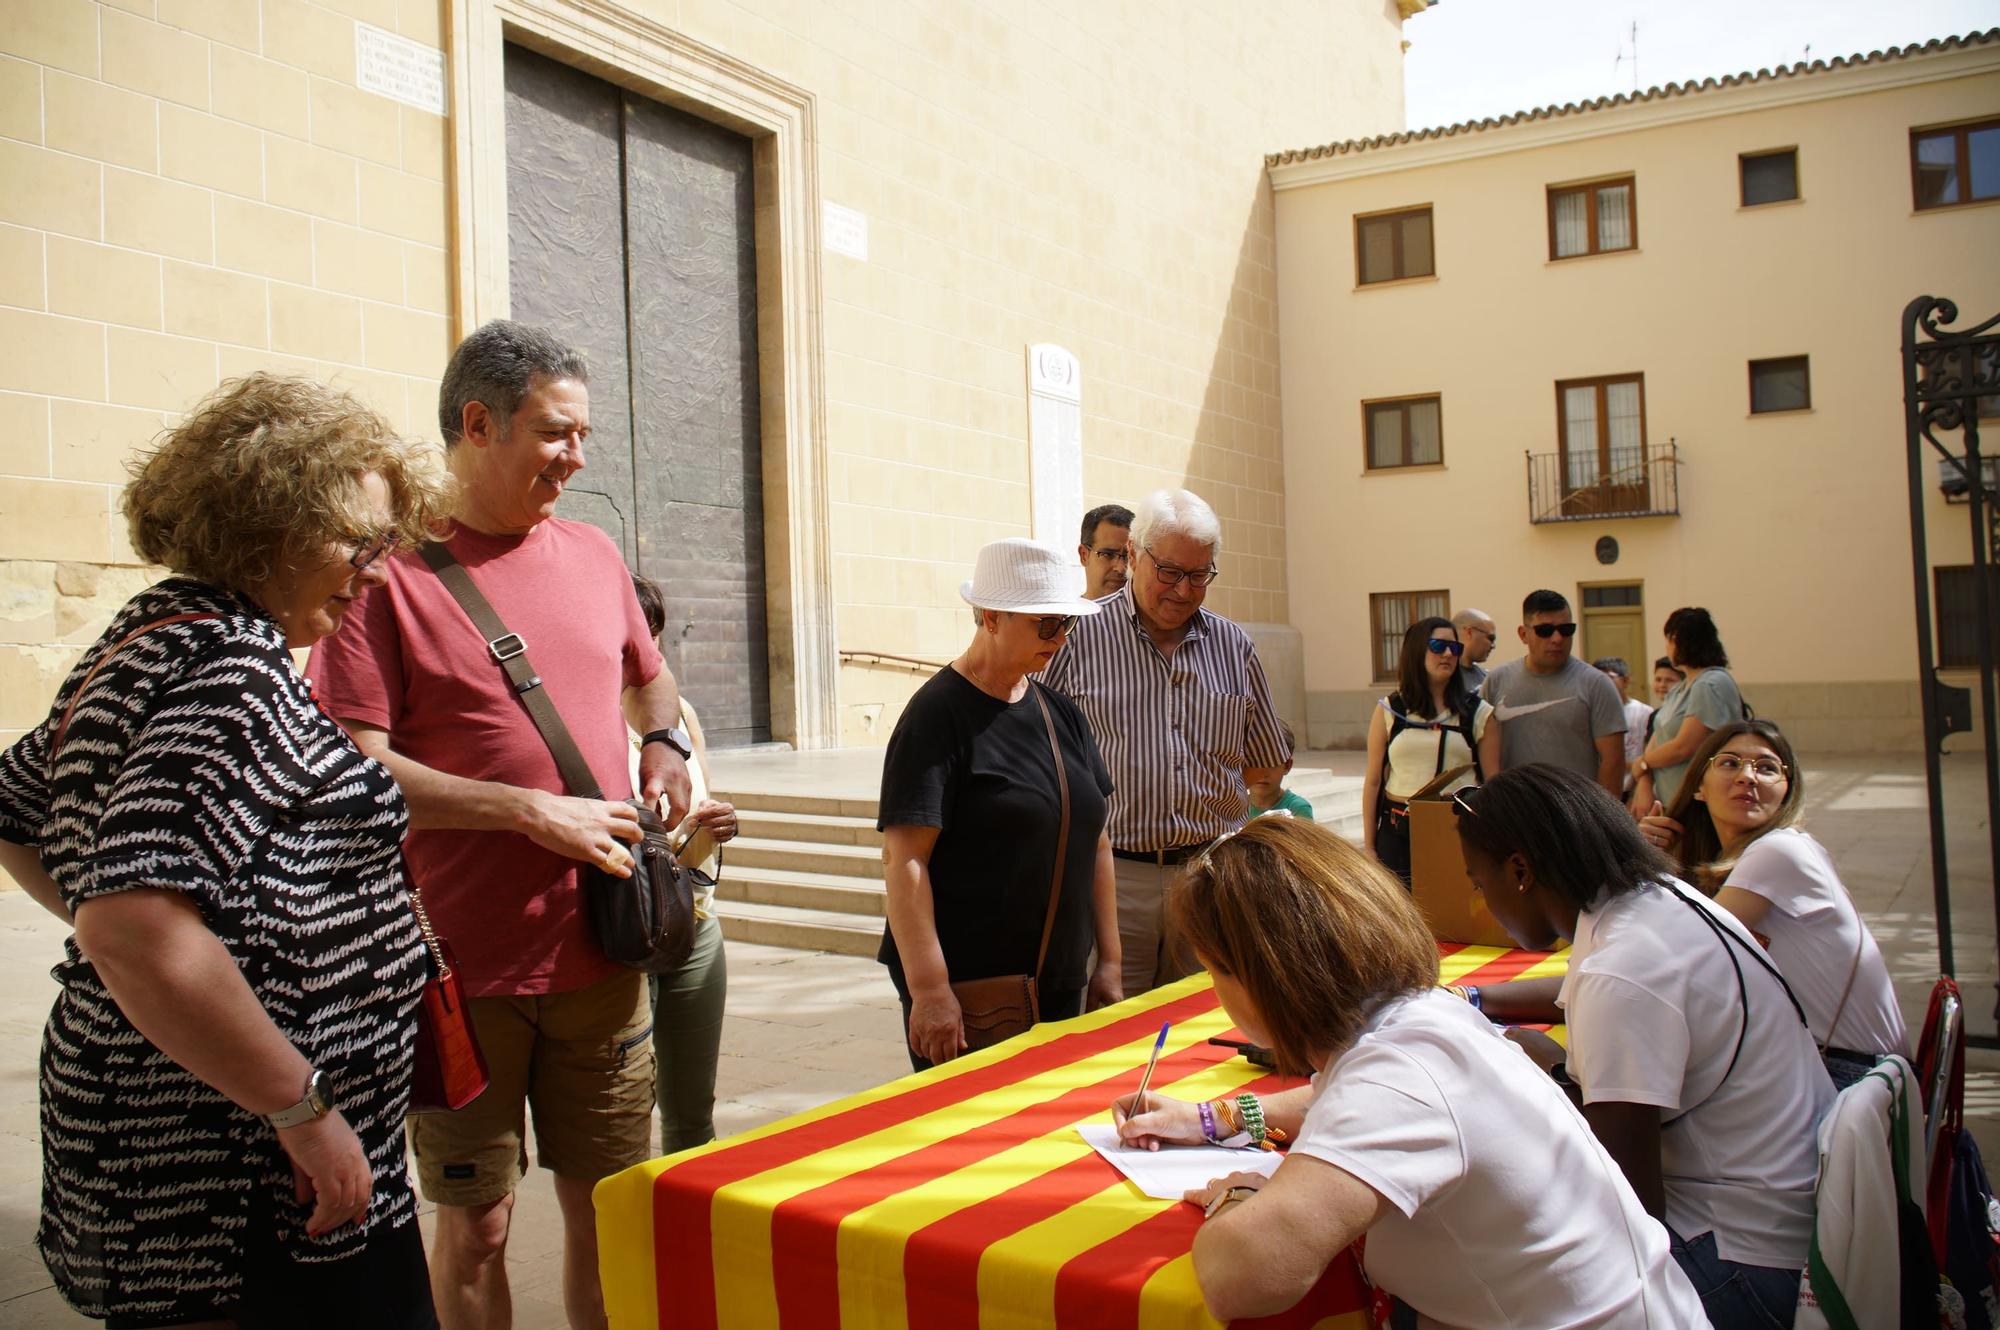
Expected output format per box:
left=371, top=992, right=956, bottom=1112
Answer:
left=503, top=44, right=638, bottom=563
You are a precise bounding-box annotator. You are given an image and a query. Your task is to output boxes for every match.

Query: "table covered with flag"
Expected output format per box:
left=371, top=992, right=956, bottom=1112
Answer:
left=595, top=941, right=1567, bottom=1330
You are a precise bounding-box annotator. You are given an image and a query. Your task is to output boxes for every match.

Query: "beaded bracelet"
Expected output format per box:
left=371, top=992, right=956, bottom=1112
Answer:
left=1235, top=1092, right=1266, bottom=1145
left=1198, top=1099, right=1217, bottom=1143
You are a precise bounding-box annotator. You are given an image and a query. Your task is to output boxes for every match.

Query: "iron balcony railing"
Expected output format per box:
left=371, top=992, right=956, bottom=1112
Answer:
left=1526, top=439, right=1680, bottom=524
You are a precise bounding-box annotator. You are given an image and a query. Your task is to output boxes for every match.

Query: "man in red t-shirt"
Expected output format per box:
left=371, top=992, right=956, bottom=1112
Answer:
left=309, top=320, right=692, bottom=1330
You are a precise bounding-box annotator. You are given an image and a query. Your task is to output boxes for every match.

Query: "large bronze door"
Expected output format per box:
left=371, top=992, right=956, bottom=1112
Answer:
left=505, top=44, right=771, bottom=746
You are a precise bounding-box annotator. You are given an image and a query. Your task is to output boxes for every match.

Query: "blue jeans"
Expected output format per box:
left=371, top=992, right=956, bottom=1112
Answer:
left=1669, top=1226, right=1800, bottom=1330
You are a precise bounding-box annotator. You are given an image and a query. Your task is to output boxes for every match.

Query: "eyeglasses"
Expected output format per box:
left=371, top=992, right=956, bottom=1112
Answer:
left=347, top=532, right=399, bottom=573
left=1426, top=638, right=1465, bottom=658
left=1091, top=546, right=1131, bottom=564
left=1530, top=622, right=1579, bottom=639
left=1709, top=754, right=1788, bottom=783
left=1024, top=614, right=1079, bottom=641
left=1143, top=547, right=1219, bottom=589
left=1449, top=786, right=1481, bottom=818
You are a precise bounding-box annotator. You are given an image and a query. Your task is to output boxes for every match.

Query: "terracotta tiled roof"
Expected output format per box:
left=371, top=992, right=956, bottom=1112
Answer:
left=1267, top=28, right=2000, bottom=166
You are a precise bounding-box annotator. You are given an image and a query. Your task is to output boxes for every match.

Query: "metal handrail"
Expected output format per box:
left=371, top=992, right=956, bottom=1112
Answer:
left=839, top=649, right=950, bottom=672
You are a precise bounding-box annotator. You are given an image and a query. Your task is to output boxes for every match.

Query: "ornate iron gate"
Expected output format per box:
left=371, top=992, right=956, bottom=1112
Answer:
left=1902, top=295, right=2000, bottom=1042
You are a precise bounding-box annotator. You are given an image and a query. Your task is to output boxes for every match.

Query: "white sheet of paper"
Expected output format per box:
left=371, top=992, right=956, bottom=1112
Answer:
left=1076, top=1122, right=1284, bottom=1200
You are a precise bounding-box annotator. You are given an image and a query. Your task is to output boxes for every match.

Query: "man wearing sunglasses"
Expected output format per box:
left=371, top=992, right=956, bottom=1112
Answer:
left=1038, top=488, right=1291, bottom=998
left=1077, top=502, right=1134, bottom=601
left=1479, top=589, right=1628, bottom=797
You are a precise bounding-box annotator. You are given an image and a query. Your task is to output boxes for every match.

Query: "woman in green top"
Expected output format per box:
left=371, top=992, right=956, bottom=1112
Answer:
left=1630, top=607, right=1743, bottom=808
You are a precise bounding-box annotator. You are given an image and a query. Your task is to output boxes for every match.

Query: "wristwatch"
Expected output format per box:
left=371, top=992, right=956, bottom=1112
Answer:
left=642, top=726, right=693, bottom=761
left=266, top=1069, right=333, bottom=1130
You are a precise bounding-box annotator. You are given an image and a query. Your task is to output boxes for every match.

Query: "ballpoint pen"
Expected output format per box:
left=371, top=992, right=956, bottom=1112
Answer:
left=1132, top=1021, right=1170, bottom=1115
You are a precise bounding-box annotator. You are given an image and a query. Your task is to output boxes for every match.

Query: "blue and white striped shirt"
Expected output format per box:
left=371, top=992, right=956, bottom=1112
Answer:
left=1038, top=584, right=1289, bottom=850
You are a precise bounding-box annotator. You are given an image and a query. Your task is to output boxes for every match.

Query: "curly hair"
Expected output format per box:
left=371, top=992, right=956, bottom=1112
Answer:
left=1170, top=816, right=1438, bottom=1074
left=123, top=373, right=456, bottom=593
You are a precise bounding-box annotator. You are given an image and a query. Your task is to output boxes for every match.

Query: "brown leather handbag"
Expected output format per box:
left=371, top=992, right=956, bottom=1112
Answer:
left=949, top=685, right=1072, bottom=1051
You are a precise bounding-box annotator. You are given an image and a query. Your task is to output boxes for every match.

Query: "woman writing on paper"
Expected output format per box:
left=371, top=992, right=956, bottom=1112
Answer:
left=1111, top=816, right=1706, bottom=1328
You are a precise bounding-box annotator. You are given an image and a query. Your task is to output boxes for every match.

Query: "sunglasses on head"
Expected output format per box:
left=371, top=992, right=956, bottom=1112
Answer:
left=1449, top=785, right=1481, bottom=818
left=1426, top=637, right=1465, bottom=658
left=1530, top=622, right=1579, bottom=639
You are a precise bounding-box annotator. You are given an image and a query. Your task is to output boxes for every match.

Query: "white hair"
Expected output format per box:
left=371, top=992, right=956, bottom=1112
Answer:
left=1130, top=488, right=1222, bottom=557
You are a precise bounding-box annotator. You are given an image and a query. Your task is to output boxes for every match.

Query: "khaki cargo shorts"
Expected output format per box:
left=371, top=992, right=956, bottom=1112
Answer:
left=408, top=968, right=656, bottom=1208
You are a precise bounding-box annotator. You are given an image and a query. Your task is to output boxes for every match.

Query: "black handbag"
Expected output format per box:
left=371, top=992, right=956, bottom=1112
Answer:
left=420, top=542, right=697, bottom=974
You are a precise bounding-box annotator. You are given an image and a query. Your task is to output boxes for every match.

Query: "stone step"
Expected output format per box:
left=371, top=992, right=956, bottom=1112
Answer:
left=710, top=787, right=877, bottom=819
left=713, top=898, right=882, bottom=957
left=726, top=836, right=884, bottom=880
left=734, top=808, right=882, bottom=847
left=715, top=865, right=887, bottom=917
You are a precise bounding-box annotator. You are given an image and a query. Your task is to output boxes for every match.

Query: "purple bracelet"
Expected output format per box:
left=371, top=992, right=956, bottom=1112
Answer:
left=1198, top=1099, right=1217, bottom=1143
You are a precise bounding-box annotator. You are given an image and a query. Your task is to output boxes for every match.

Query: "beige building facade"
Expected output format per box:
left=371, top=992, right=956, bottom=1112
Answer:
left=1268, top=33, right=2000, bottom=755
left=0, top=0, right=1428, bottom=749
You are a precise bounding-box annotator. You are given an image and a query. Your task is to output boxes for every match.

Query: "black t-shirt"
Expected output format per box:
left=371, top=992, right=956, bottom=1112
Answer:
left=877, top=666, right=1113, bottom=994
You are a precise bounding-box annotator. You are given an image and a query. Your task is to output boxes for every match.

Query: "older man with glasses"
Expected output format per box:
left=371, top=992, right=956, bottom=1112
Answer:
left=1479, top=588, right=1628, bottom=797
left=1038, top=488, right=1290, bottom=997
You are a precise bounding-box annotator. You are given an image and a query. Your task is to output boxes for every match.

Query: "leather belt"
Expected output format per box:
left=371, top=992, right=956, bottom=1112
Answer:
left=1111, top=844, right=1206, bottom=866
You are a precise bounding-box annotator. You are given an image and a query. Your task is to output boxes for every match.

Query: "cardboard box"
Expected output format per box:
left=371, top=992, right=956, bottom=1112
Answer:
left=1406, top=764, right=1517, bottom=948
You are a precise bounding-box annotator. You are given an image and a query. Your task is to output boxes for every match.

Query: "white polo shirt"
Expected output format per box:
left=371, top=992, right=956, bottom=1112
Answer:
left=1291, top=989, right=1707, bottom=1328
left=1559, top=877, right=1834, bottom=1270
left=1724, top=827, right=1907, bottom=1058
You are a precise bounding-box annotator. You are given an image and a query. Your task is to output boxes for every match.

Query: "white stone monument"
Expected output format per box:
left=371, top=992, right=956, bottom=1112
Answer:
left=1026, top=344, right=1082, bottom=549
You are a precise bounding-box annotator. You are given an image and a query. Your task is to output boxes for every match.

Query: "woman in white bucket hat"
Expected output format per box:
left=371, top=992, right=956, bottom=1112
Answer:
left=876, top=538, right=1125, bottom=1068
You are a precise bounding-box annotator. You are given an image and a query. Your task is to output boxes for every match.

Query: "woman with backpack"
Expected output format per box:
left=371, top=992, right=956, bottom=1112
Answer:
left=1362, top=616, right=1499, bottom=881
left=1632, top=607, right=1745, bottom=808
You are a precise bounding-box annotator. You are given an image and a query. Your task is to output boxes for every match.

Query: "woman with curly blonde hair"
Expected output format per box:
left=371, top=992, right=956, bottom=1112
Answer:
left=0, top=373, right=454, bottom=1329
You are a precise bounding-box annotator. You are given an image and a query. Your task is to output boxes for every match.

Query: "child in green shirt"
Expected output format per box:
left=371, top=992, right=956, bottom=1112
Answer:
left=1247, top=722, right=1314, bottom=820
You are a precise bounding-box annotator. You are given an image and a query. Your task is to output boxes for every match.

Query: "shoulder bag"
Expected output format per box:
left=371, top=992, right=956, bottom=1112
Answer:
left=949, top=684, right=1072, bottom=1051
left=420, top=542, right=696, bottom=974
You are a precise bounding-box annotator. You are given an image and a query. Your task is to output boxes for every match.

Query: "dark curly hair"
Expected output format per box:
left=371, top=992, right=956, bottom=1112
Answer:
left=1663, top=606, right=1729, bottom=670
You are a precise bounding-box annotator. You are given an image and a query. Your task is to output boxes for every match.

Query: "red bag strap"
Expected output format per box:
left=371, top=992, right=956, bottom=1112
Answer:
left=48, top=613, right=222, bottom=759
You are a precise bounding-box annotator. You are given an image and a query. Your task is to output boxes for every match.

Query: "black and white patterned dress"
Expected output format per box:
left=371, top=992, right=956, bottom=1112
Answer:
left=0, top=578, right=427, bottom=1322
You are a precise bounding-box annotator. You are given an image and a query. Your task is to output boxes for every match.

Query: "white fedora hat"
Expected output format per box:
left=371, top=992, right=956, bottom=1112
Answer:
left=959, top=538, right=1104, bottom=616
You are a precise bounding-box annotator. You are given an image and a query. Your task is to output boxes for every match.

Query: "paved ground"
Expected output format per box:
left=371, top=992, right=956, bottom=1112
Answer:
left=0, top=748, right=1993, bottom=1326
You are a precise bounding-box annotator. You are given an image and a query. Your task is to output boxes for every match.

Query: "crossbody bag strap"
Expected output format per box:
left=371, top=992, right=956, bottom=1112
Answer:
left=1821, top=923, right=1868, bottom=1053
left=49, top=612, right=223, bottom=759
left=1029, top=683, right=1072, bottom=988
left=419, top=541, right=604, bottom=800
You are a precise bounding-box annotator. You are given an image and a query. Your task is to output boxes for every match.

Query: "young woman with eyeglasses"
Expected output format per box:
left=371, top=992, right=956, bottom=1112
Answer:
left=1638, top=720, right=1906, bottom=1087
left=1454, top=766, right=1831, bottom=1330
left=1361, top=617, right=1499, bottom=881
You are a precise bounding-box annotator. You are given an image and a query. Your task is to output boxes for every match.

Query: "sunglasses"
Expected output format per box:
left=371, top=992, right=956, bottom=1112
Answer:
left=1449, top=786, right=1481, bottom=818
left=1025, top=614, right=1079, bottom=641
left=1530, top=622, right=1579, bottom=639
left=1191, top=807, right=1297, bottom=870
left=1426, top=638, right=1465, bottom=658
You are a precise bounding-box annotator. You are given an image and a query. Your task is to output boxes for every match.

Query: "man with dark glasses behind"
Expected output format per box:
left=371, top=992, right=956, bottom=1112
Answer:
left=1478, top=589, right=1628, bottom=798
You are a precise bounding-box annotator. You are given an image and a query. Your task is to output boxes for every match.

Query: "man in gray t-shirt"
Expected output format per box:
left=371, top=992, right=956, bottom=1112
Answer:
left=1481, top=590, right=1628, bottom=796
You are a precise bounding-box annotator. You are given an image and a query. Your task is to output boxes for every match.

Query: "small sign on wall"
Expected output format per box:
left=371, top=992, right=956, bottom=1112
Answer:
left=357, top=23, right=446, bottom=116
left=822, top=202, right=869, bottom=261
left=1027, top=344, right=1083, bottom=549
